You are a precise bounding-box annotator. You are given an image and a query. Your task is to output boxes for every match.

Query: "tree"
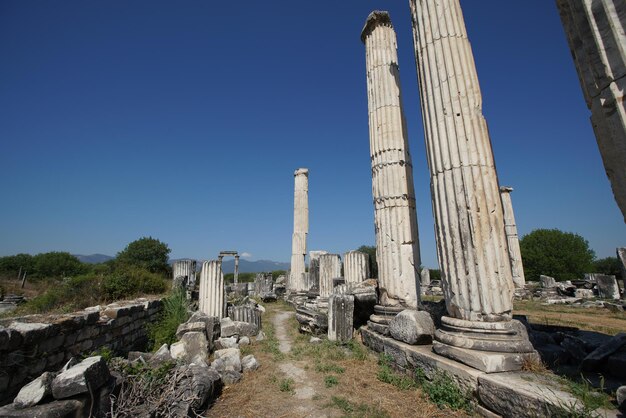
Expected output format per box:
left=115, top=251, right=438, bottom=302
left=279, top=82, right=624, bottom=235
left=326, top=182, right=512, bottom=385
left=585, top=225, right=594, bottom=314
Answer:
left=593, top=257, right=623, bottom=280
left=0, top=253, right=34, bottom=277
left=33, top=252, right=85, bottom=278
left=519, top=229, right=595, bottom=281
left=116, top=237, right=171, bottom=275
left=356, top=245, right=378, bottom=279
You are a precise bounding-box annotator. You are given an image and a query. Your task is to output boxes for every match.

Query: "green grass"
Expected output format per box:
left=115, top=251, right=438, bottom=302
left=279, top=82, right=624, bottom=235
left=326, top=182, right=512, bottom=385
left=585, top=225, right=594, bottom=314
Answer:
left=328, top=396, right=389, bottom=418
left=315, top=362, right=345, bottom=374
left=259, top=318, right=284, bottom=361
left=324, top=375, right=339, bottom=388
left=279, top=378, right=294, bottom=393
left=376, top=354, right=419, bottom=390
left=554, top=375, right=614, bottom=417
left=414, top=367, right=473, bottom=412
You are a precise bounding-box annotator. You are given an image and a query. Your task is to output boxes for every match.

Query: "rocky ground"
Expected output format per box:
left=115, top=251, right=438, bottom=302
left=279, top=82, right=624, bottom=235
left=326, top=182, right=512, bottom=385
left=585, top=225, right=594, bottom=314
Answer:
left=206, top=301, right=463, bottom=418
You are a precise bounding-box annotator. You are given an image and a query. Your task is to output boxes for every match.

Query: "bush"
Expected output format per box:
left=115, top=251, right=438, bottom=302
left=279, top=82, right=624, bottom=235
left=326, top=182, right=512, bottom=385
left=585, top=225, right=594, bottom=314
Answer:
left=520, top=229, right=595, bottom=281
left=24, top=274, right=102, bottom=313
left=116, top=237, right=171, bottom=275
left=0, top=254, right=34, bottom=277
left=148, top=287, right=190, bottom=349
left=102, top=267, right=168, bottom=300
left=32, top=252, right=85, bottom=278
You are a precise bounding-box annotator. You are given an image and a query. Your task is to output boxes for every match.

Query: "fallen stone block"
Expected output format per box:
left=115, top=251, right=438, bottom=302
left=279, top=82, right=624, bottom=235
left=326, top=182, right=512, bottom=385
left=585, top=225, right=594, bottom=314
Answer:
left=238, top=336, right=250, bottom=346
left=51, top=356, right=110, bottom=399
left=221, top=370, right=242, bottom=385
left=0, top=399, right=86, bottom=418
left=176, top=321, right=208, bottom=340
left=328, top=294, right=354, bottom=343
left=617, top=386, right=626, bottom=412
left=388, top=310, right=434, bottom=345
left=540, top=275, right=557, bottom=288
left=215, top=337, right=238, bottom=350
left=582, top=333, right=626, bottom=371
left=607, top=351, right=626, bottom=379
left=149, top=343, right=172, bottom=366
left=241, top=354, right=259, bottom=372
left=220, top=317, right=238, bottom=338
left=13, top=372, right=55, bottom=408
left=171, top=332, right=209, bottom=365
left=213, top=348, right=241, bottom=373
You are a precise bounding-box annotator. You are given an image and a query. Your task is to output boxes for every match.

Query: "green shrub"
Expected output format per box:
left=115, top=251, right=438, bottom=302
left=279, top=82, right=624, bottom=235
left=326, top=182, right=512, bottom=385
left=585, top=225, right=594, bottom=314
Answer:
left=33, top=252, right=85, bottom=278
left=279, top=378, right=294, bottom=393
left=148, top=287, right=190, bottom=349
left=102, top=267, right=168, bottom=300
left=324, top=375, right=339, bottom=388
left=376, top=354, right=418, bottom=390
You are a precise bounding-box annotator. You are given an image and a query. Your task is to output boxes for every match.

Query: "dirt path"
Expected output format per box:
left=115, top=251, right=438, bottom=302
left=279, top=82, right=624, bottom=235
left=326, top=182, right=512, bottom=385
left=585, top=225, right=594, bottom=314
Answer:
left=206, top=303, right=457, bottom=418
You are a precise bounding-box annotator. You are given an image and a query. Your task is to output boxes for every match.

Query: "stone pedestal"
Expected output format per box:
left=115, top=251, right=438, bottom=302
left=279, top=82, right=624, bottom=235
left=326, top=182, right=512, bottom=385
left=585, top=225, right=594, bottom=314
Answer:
left=343, top=251, right=369, bottom=286
left=409, top=0, right=535, bottom=372
left=500, top=187, right=526, bottom=288
left=362, top=10, right=421, bottom=311
left=289, top=168, right=309, bottom=293
left=328, top=294, right=354, bottom=343
left=557, top=0, right=626, bottom=222
left=596, top=275, right=620, bottom=300
left=199, top=260, right=225, bottom=319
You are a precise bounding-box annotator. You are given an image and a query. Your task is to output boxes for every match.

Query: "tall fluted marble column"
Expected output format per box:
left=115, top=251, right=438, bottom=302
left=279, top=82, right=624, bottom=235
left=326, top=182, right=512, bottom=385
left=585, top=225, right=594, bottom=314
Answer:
left=556, top=0, right=626, bottom=223
left=289, top=168, right=309, bottom=293
left=362, top=11, right=421, bottom=310
left=343, top=251, right=370, bottom=285
left=409, top=0, right=535, bottom=372
left=500, top=187, right=526, bottom=288
left=318, top=254, right=342, bottom=299
left=199, top=260, right=225, bottom=319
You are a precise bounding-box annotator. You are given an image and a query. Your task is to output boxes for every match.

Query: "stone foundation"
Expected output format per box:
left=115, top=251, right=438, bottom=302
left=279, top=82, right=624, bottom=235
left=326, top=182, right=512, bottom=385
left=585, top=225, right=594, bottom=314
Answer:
left=0, top=298, right=163, bottom=406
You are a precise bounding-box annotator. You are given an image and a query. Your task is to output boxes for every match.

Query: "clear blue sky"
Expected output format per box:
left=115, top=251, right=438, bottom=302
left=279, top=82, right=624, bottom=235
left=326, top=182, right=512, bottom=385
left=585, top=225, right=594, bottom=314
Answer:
left=1, top=1, right=624, bottom=268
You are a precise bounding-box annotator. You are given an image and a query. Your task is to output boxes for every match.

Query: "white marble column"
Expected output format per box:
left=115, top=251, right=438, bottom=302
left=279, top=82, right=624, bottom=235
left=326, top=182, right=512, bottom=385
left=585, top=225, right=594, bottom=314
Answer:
left=362, top=11, right=421, bottom=310
left=289, top=168, right=309, bottom=293
left=308, top=250, right=328, bottom=292
left=172, top=259, right=196, bottom=288
left=500, top=187, right=526, bottom=288
left=198, top=260, right=225, bottom=319
left=343, top=251, right=370, bottom=285
left=556, top=0, right=626, bottom=223
left=318, top=254, right=342, bottom=299
left=234, top=255, right=240, bottom=285
left=410, top=0, right=535, bottom=372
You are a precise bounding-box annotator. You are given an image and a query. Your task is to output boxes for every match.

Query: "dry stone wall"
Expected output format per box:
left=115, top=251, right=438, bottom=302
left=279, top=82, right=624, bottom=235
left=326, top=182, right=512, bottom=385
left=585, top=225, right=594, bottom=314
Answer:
left=0, top=298, right=162, bottom=406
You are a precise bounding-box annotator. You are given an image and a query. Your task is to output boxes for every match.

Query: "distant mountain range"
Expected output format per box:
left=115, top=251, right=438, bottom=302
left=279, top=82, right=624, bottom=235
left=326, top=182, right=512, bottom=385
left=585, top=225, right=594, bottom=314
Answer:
left=74, top=254, right=290, bottom=273
left=73, top=254, right=114, bottom=264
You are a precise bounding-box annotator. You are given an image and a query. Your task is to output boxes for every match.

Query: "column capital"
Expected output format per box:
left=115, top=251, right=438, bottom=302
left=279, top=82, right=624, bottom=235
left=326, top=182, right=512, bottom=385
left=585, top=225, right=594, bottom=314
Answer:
left=361, top=10, right=393, bottom=43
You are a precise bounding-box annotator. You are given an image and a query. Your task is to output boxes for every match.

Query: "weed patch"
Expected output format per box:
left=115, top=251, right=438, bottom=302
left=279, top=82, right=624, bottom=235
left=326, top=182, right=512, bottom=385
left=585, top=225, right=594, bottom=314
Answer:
left=328, top=396, right=390, bottom=418
left=376, top=354, right=418, bottom=390
left=414, top=367, right=473, bottom=412
left=324, top=375, right=339, bottom=388
left=555, top=375, right=614, bottom=417
left=279, top=378, right=294, bottom=393
left=147, top=287, right=189, bottom=349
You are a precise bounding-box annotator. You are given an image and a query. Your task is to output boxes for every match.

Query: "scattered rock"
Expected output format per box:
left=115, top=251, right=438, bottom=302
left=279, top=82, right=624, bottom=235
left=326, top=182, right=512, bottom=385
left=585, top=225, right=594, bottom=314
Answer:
left=213, top=348, right=242, bottom=373
left=0, top=399, right=86, bottom=418
left=234, top=321, right=258, bottom=337
left=149, top=344, right=172, bottom=366
left=388, top=310, right=435, bottom=345
left=171, top=332, right=209, bottom=365
left=13, top=372, right=55, bottom=408
left=176, top=321, right=208, bottom=340
left=560, top=336, right=588, bottom=363
left=238, top=336, right=250, bottom=346
left=255, top=331, right=266, bottom=342
left=617, top=386, right=626, bottom=412
left=128, top=351, right=152, bottom=362
left=607, top=351, right=626, bottom=379
left=581, top=333, right=626, bottom=371
left=51, top=356, right=110, bottom=399
left=310, top=337, right=322, bottom=344
left=221, top=370, right=242, bottom=385
left=540, top=275, right=557, bottom=288
left=215, top=337, right=239, bottom=350
left=220, top=318, right=238, bottom=338
left=241, top=355, right=259, bottom=372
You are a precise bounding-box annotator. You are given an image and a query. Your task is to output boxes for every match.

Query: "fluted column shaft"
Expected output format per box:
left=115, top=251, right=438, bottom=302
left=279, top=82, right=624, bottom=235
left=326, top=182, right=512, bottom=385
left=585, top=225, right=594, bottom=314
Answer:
left=556, top=0, right=626, bottom=222
left=500, top=187, right=526, bottom=288
left=289, top=168, right=309, bottom=292
left=319, top=254, right=342, bottom=298
left=198, top=260, right=225, bottom=318
left=343, top=251, right=370, bottom=285
left=362, top=11, right=421, bottom=309
left=410, top=0, right=513, bottom=322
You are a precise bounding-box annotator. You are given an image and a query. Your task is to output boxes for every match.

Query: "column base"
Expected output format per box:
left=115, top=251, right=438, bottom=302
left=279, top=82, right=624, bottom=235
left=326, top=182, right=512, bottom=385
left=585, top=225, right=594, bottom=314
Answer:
left=434, top=316, right=538, bottom=372
left=368, top=305, right=405, bottom=335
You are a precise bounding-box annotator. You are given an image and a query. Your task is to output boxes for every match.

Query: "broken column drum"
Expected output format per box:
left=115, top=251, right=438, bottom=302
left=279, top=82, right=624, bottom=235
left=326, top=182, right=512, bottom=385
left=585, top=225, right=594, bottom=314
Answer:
left=328, top=294, right=355, bottom=343
left=556, top=0, right=626, bottom=222
left=499, top=187, right=526, bottom=288
left=318, top=254, right=342, bottom=299
left=343, top=251, right=370, bottom=286
left=409, top=0, right=535, bottom=371
left=308, top=250, right=328, bottom=293
left=172, top=259, right=196, bottom=288
left=198, top=260, right=225, bottom=319
left=361, top=11, right=422, bottom=311
left=289, top=168, right=309, bottom=293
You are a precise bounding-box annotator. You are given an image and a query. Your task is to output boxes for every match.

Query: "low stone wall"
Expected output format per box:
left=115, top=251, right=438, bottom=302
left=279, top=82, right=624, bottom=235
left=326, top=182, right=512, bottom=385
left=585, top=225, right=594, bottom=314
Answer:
left=0, top=298, right=163, bottom=406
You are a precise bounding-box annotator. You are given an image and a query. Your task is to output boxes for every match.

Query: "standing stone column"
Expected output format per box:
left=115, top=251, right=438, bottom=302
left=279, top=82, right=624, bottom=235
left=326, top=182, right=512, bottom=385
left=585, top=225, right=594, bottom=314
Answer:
left=500, top=187, right=526, bottom=288
left=409, top=0, right=535, bottom=372
left=420, top=267, right=430, bottom=294
left=172, top=259, right=196, bottom=288
left=234, top=255, right=240, bottom=285
left=343, top=251, right=370, bottom=285
left=361, top=11, right=421, bottom=311
left=318, top=254, right=342, bottom=299
left=199, top=260, right=225, bottom=319
left=556, top=0, right=626, bottom=222
left=308, top=250, right=328, bottom=293
left=289, top=168, right=309, bottom=293
left=328, top=294, right=355, bottom=343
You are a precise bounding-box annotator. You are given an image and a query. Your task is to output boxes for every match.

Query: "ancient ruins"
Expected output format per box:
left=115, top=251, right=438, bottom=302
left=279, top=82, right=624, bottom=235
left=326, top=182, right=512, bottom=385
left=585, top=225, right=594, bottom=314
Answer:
left=500, top=187, right=526, bottom=289
left=288, top=168, right=309, bottom=295
left=556, top=0, right=626, bottom=222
